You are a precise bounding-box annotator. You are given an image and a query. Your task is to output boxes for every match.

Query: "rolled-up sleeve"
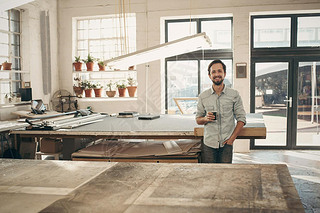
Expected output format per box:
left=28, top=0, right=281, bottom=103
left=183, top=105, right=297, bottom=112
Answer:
left=234, top=93, right=246, bottom=125
left=196, top=96, right=206, bottom=118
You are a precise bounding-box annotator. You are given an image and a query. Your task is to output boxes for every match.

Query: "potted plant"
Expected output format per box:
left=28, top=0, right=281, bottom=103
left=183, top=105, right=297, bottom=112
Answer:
left=92, top=82, right=103, bottom=97
left=116, top=80, right=127, bottom=97
left=73, top=56, right=82, bottom=71
left=82, top=80, right=93, bottom=97
left=82, top=54, right=95, bottom=71
left=106, top=81, right=116, bottom=97
left=2, top=61, right=12, bottom=70
left=127, top=76, right=137, bottom=97
left=73, top=77, right=85, bottom=97
left=98, top=61, right=106, bottom=71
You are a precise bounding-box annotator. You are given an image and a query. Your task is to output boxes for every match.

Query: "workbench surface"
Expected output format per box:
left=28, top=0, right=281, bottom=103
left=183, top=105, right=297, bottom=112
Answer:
left=11, top=113, right=266, bottom=139
left=0, top=159, right=303, bottom=213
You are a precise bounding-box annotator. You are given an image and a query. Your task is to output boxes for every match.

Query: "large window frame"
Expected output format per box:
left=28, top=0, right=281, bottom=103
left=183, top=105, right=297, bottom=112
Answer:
left=0, top=9, right=22, bottom=104
left=250, top=13, right=320, bottom=150
left=73, top=14, right=137, bottom=97
left=165, top=17, right=233, bottom=114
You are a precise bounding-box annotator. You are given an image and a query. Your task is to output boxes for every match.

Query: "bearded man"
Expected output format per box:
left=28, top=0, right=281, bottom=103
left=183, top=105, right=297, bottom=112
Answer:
left=196, top=59, right=246, bottom=163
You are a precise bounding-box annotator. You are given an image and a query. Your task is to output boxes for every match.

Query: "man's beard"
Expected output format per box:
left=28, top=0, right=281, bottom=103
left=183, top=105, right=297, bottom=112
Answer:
left=212, top=78, right=223, bottom=85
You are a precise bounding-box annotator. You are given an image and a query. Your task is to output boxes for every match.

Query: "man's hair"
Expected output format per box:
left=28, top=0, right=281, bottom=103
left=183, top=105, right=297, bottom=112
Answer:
left=207, top=59, right=226, bottom=75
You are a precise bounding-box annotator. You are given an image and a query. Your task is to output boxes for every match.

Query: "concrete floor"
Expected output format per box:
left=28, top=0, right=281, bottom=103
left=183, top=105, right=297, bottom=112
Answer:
left=233, top=150, right=320, bottom=213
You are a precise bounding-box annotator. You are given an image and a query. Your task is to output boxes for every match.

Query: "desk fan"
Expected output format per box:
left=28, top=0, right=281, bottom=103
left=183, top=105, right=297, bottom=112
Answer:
left=50, top=89, right=78, bottom=112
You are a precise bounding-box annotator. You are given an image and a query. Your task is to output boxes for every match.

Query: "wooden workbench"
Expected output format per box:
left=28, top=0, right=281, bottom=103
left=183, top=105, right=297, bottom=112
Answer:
left=11, top=113, right=266, bottom=139
left=10, top=114, right=266, bottom=159
left=0, top=159, right=303, bottom=212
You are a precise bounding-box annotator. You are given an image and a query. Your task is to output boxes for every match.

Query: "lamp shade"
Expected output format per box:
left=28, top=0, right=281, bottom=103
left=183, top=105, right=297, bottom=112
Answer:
left=104, top=32, right=212, bottom=69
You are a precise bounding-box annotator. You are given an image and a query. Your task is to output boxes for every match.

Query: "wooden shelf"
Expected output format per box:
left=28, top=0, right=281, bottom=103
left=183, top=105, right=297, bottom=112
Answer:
left=0, top=70, right=29, bottom=74
left=73, top=70, right=136, bottom=73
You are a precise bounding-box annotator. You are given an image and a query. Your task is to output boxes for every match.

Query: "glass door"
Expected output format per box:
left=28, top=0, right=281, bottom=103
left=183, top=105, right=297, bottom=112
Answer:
left=296, top=61, right=320, bottom=147
left=253, top=62, right=289, bottom=147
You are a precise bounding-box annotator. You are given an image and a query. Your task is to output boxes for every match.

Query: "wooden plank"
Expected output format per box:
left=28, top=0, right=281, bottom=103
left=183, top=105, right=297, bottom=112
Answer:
left=194, top=127, right=266, bottom=139
left=72, top=158, right=199, bottom=163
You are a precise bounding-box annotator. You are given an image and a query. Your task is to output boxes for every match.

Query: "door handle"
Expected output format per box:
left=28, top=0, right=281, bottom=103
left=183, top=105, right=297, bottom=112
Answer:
left=284, top=97, right=292, bottom=108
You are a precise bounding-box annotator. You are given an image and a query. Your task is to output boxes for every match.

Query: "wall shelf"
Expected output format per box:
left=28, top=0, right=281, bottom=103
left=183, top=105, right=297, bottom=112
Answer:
left=0, top=70, right=30, bottom=74
left=72, top=70, right=136, bottom=73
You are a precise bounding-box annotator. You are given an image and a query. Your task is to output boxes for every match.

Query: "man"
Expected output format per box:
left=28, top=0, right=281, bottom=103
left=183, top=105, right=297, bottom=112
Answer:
left=196, top=59, right=246, bottom=163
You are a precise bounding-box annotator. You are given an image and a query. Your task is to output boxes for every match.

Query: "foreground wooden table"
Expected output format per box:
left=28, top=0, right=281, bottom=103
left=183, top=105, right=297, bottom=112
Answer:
left=0, top=159, right=303, bottom=212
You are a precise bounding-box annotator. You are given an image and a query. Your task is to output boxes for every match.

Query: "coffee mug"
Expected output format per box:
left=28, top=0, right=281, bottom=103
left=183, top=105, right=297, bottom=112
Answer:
left=212, top=111, right=217, bottom=120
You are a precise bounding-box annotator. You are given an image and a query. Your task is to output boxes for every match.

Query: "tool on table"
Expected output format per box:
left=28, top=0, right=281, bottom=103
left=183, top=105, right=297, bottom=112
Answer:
left=25, top=110, right=107, bottom=130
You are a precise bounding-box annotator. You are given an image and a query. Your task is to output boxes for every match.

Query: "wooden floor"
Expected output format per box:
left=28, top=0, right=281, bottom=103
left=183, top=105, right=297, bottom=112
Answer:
left=0, top=156, right=307, bottom=213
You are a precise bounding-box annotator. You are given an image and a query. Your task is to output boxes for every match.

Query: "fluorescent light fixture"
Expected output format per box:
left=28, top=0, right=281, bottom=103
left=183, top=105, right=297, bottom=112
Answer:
left=104, top=32, right=211, bottom=69
left=0, top=0, right=34, bottom=11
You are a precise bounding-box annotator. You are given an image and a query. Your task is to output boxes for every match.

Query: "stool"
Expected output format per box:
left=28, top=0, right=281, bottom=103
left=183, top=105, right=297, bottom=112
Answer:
left=36, top=152, right=61, bottom=160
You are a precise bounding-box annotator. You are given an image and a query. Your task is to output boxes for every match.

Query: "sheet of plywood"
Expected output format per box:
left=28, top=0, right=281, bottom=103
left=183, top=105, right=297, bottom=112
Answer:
left=72, top=139, right=201, bottom=159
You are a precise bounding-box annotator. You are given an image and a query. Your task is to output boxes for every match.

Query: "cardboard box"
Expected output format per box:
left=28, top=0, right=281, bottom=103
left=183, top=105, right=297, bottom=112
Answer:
left=40, top=138, right=62, bottom=153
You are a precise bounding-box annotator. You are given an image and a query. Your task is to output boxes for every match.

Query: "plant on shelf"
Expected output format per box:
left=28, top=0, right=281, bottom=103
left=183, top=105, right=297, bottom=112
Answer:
left=98, top=61, right=106, bottom=71
left=106, top=81, right=116, bottom=97
left=127, top=76, right=137, bottom=97
left=92, top=82, right=104, bottom=97
left=73, top=77, right=84, bottom=97
left=2, top=61, right=12, bottom=70
left=82, top=80, right=93, bottom=97
left=73, top=56, right=82, bottom=71
left=82, top=54, right=96, bottom=71
left=4, top=93, right=12, bottom=104
left=116, top=80, right=127, bottom=97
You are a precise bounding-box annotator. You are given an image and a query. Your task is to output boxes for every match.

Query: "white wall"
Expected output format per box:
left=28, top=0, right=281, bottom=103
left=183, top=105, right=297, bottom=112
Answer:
left=20, top=0, right=59, bottom=105
left=0, top=0, right=58, bottom=120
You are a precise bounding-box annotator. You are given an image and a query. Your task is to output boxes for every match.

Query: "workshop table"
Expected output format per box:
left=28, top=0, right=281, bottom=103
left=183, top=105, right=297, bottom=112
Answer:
left=10, top=114, right=266, bottom=159
left=0, top=159, right=303, bottom=213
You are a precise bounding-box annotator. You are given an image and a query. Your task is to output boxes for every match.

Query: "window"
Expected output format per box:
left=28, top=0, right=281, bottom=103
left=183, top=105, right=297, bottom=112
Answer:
left=253, top=17, right=291, bottom=48
left=297, top=16, right=320, bottom=47
left=75, top=14, right=136, bottom=66
left=165, top=18, right=233, bottom=114
left=252, top=14, right=320, bottom=49
left=250, top=14, right=320, bottom=149
left=0, top=9, right=21, bottom=104
left=73, top=14, right=137, bottom=96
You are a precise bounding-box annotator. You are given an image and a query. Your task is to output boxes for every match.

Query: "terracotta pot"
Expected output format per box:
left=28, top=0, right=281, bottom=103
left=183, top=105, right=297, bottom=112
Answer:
left=94, top=88, right=103, bottom=97
left=118, top=88, right=126, bottom=97
left=127, top=86, right=137, bottom=97
left=73, top=62, right=82, bottom=71
left=84, top=89, right=93, bottom=97
left=106, top=91, right=116, bottom=97
left=86, top=62, right=94, bottom=71
left=98, top=64, right=105, bottom=71
left=2, top=62, right=12, bottom=70
left=0, top=65, right=2, bottom=70
left=73, top=86, right=84, bottom=96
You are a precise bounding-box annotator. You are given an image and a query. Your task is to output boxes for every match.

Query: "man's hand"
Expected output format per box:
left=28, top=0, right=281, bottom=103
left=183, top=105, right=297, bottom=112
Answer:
left=223, top=138, right=235, bottom=145
left=222, top=121, right=245, bottom=146
left=206, top=112, right=216, bottom=121
left=196, top=112, right=216, bottom=125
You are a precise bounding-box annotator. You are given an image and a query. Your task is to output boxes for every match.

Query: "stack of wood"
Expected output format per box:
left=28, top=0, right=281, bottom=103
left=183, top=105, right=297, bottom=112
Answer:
left=72, top=139, right=201, bottom=163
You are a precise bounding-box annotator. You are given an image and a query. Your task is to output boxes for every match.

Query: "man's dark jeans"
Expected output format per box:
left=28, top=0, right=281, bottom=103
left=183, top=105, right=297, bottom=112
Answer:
left=201, top=142, right=233, bottom=163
